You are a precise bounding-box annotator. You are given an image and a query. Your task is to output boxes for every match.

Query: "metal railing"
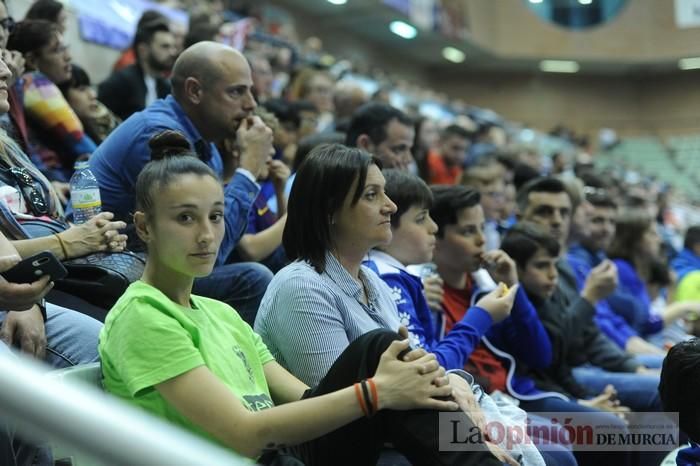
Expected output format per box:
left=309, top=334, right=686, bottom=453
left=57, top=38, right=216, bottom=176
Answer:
left=0, top=353, right=253, bottom=466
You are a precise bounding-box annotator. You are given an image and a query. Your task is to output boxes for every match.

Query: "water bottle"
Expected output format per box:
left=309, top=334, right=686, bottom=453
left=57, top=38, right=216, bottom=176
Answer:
left=70, top=161, right=101, bottom=224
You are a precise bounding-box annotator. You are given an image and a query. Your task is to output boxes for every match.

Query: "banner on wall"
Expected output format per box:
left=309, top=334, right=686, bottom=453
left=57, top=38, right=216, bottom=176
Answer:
left=675, top=0, right=700, bottom=28
left=69, top=0, right=187, bottom=50
left=382, top=0, right=469, bottom=39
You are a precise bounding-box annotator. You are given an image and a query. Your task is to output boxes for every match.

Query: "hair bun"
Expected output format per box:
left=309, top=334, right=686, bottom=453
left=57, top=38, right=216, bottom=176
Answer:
left=148, top=130, right=192, bottom=161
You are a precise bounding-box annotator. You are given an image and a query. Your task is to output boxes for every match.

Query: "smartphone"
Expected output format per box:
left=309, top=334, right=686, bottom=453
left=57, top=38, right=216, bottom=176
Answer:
left=1, top=251, right=67, bottom=284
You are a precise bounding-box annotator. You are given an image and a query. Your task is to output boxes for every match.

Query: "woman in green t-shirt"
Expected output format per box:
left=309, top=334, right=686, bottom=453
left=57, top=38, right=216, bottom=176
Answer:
left=99, top=130, right=501, bottom=466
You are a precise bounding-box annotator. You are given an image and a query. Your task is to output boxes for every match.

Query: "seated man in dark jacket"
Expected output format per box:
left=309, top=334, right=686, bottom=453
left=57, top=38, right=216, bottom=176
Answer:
left=98, top=18, right=175, bottom=120
left=501, top=223, right=662, bottom=412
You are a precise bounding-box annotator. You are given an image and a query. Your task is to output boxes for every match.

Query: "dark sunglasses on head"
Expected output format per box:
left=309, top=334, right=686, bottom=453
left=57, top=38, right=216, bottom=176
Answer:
left=8, top=167, right=48, bottom=216
left=0, top=17, right=15, bottom=33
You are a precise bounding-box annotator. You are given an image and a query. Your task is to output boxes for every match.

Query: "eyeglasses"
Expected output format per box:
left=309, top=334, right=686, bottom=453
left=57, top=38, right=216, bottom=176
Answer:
left=0, top=17, right=16, bottom=33
left=8, top=167, right=48, bottom=216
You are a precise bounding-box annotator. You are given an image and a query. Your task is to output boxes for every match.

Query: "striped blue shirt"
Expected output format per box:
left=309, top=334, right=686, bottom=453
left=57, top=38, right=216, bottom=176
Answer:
left=254, top=252, right=400, bottom=386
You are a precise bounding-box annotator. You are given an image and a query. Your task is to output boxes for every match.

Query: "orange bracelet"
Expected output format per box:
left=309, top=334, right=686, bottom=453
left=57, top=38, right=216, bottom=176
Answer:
left=360, top=380, right=373, bottom=416
left=367, top=378, right=379, bottom=412
left=354, top=382, right=368, bottom=417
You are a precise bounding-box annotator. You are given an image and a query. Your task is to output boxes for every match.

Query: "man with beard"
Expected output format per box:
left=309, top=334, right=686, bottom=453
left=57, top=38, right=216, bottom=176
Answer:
left=98, top=18, right=177, bottom=120
left=90, top=42, right=274, bottom=325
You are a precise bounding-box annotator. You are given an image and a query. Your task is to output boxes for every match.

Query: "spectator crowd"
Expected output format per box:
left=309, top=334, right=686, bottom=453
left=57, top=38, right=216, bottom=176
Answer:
left=2, top=1, right=700, bottom=465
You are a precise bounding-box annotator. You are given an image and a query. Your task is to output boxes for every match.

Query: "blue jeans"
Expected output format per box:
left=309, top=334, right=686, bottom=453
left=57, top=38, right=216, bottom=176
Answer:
left=193, top=261, right=273, bottom=326
left=229, top=245, right=289, bottom=274
left=539, top=446, right=578, bottom=466
left=634, top=354, right=665, bottom=369
left=0, top=304, right=101, bottom=368
left=521, top=396, right=631, bottom=466
left=44, top=303, right=101, bottom=367
left=571, top=365, right=661, bottom=412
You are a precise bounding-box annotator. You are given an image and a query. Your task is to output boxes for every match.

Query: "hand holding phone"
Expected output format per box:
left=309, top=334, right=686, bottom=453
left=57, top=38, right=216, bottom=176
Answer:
left=1, top=251, right=67, bottom=284
left=0, top=253, right=57, bottom=311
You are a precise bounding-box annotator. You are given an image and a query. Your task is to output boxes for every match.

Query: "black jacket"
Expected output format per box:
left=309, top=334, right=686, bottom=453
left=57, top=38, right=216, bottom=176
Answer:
left=98, top=63, right=170, bottom=121
left=525, top=286, right=640, bottom=399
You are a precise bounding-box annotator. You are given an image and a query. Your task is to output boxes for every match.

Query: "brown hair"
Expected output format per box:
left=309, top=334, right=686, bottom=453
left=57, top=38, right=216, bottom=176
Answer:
left=607, top=208, right=654, bottom=263
left=287, top=68, right=331, bottom=101
left=135, top=130, right=218, bottom=214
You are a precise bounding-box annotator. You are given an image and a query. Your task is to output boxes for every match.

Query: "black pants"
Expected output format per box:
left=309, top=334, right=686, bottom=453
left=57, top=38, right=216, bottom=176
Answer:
left=271, top=329, right=501, bottom=466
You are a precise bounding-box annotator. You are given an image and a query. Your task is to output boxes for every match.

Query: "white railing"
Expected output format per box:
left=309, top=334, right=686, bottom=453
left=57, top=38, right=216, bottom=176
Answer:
left=0, top=354, right=253, bottom=466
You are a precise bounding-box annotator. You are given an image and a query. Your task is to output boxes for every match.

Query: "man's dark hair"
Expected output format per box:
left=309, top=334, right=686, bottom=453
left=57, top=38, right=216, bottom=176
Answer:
left=659, top=338, right=700, bottom=442
left=585, top=190, right=617, bottom=210
left=7, top=19, right=58, bottom=56
left=440, top=124, right=471, bottom=142
left=684, top=226, right=700, bottom=251
left=284, top=143, right=380, bottom=272
left=383, top=169, right=432, bottom=228
left=501, top=222, right=561, bottom=268
left=263, top=99, right=300, bottom=129
left=429, top=185, right=480, bottom=238
left=184, top=22, right=219, bottom=49
left=495, top=151, right=516, bottom=172
left=579, top=172, right=607, bottom=189
left=137, top=10, right=167, bottom=27
left=513, top=162, right=541, bottom=191
left=516, top=176, right=567, bottom=212
left=24, top=0, right=63, bottom=23
left=133, top=18, right=170, bottom=51
left=345, top=102, right=413, bottom=147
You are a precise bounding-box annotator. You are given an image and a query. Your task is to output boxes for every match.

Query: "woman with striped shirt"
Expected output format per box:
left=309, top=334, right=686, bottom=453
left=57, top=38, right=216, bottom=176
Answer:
left=256, top=143, right=518, bottom=465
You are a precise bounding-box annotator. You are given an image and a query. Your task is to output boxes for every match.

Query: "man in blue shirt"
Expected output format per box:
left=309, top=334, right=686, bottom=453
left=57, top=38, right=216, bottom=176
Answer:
left=90, top=42, right=274, bottom=324
left=567, top=191, right=670, bottom=354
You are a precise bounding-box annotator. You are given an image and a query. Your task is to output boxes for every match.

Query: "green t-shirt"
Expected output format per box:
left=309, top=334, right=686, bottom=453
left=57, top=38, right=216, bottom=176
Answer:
left=99, top=280, right=276, bottom=444
left=676, top=271, right=700, bottom=302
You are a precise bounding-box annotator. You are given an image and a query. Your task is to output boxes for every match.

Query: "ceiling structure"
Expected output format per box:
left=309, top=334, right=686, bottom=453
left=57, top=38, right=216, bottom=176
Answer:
left=270, top=0, right=687, bottom=77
